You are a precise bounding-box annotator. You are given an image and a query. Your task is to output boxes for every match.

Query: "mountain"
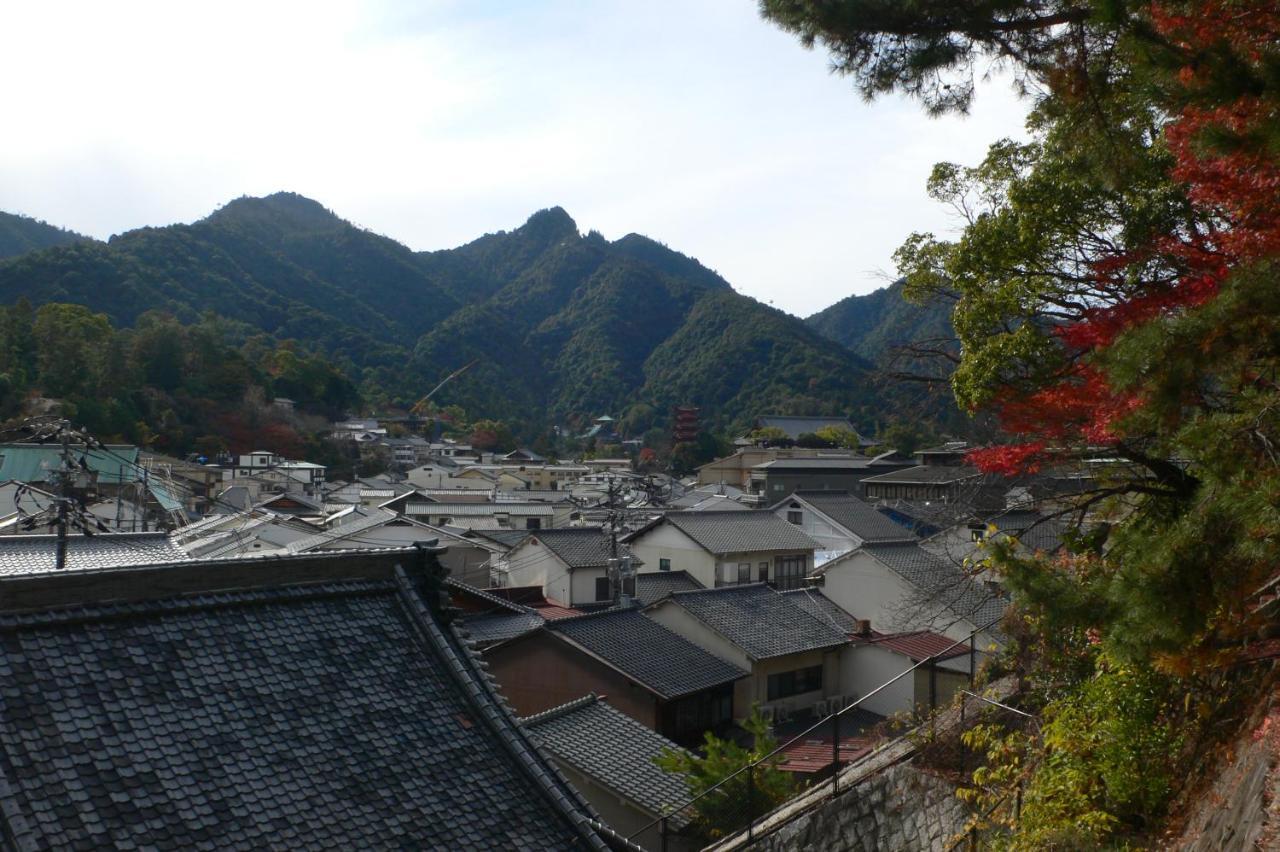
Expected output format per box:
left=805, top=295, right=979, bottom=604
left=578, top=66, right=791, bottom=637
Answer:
left=0, top=212, right=93, bottom=260
left=0, top=193, right=909, bottom=435
left=806, top=279, right=955, bottom=368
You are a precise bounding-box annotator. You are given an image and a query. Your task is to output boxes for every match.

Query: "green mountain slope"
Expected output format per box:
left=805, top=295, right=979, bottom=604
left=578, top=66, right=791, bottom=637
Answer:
left=0, top=193, right=900, bottom=435
left=806, top=279, right=955, bottom=367
left=0, top=212, right=93, bottom=260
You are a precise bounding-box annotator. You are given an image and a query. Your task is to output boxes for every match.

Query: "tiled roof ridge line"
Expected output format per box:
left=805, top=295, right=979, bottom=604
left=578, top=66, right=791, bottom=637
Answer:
left=390, top=565, right=610, bottom=852
left=0, top=580, right=395, bottom=632
left=445, top=578, right=535, bottom=616
left=544, top=604, right=627, bottom=628
left=520, top=693, right=601, bottom=727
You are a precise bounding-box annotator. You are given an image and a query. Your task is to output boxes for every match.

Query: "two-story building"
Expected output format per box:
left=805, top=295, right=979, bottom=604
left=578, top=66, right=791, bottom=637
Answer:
left=625, top=510, right=818, bottom=591
left=499, top=528, right=641, bottom=607
left=770, top=491, right=918, bottom=562
left=644, top=584, right=850, bottom=721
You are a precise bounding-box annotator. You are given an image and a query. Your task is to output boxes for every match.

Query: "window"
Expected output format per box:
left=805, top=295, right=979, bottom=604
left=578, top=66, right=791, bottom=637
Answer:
left=787, top=510, right=802, bottom=525
left=526, top=518, right=541, bottom=530
left=737, top=563, right=751, bottom=584
left=758, top=561, right=770, bottom=583
left=774, top=555, right=806, bottom=591
left=659, top=558, right=671, bottom=572
left=772, top=483, right=783, bottom=492
left=767, top=665, right=824, bottom=701
left=595, top=577, right=611, bottom=601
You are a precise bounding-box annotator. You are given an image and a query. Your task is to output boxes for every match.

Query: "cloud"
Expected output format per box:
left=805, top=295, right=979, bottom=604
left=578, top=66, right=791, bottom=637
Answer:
left=0, top=0, right=1029, bottom=316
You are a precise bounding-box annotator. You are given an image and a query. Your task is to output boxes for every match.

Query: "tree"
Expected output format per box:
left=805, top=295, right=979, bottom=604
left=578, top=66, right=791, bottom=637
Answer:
left=760, top=0, right=1099, bottom=114
left=655, top=707, right=798, bottom=840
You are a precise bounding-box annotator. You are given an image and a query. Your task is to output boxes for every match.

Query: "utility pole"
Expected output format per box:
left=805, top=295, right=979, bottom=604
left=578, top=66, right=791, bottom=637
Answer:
left=54, top=422, right=70, bottom=571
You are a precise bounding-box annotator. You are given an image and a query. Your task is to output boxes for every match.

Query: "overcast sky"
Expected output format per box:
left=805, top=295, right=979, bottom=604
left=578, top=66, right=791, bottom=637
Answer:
left=1, top=1, right=1030, bottom=317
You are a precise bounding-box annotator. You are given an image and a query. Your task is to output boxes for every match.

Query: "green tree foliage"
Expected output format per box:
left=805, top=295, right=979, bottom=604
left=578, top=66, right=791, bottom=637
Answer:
left=0, top=193, right=950, bottom=443
left=767, top=0, right=1280, bottom=845
left=655, top=707, right=798, bottom=840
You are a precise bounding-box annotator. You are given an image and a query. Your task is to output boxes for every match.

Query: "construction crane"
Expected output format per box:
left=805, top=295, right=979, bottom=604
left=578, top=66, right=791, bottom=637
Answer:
left=410, top=359, right=479, bottom=417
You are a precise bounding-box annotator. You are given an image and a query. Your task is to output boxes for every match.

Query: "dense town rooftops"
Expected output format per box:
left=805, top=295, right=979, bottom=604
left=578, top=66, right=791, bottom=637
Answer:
left=523, top=528, right=641, bottom=570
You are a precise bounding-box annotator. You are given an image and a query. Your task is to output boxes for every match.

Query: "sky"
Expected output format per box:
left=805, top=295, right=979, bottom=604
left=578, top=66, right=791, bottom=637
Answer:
left=0, top=1, right=1031, bottom=317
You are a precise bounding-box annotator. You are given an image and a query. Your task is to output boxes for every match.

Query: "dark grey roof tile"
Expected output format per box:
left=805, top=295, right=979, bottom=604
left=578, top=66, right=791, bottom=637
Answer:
left=550, top=609, right=746, bottom=699
left=661, top=584, right=848, bottom=660
left=657, top=511, right=817, bottom=555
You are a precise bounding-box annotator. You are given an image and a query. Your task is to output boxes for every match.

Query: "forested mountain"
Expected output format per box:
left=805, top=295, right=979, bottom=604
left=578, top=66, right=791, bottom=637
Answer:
left=0, top=212, right=92, bottom=260
left=806, top=279, right=954, bottom=366
left=0, top=193, right=921, bottom=439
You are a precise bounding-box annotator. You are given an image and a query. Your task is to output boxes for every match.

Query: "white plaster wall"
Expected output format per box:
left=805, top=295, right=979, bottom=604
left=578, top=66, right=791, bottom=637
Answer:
left=629, top=524, right=717, bottom=588
left=840, top=644, right=915, bottom=717
left=503, top=539, right=573, bottom=602
left=770, top=501, right=859, bottom=554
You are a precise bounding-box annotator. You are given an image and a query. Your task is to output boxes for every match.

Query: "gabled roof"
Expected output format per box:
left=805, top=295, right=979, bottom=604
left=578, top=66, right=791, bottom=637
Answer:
left=520, top=528, right=640, bottom=570
left=852, top=541, right=1007, bottom=633
left=656, top=584, right=849, bottom=661
left=0, top=549, right=610, bottom=850
left=284, top=509, right=438, bottom=554
left=776, top=492, right=919, bottom=544
left=523, top=695, right=692, bottom=827
left=0, top=532, right=191, bottom=575
left=630, top=511, right=817, bottom=555
left=867, top=630, right=971, bottom=662
left=548, top=609, right=747, bottom=700
left=402, top=502, right=555, bottom=517
left=635, top=570, right=704, bottom=606
left=780, top=587, right=862, bottom=635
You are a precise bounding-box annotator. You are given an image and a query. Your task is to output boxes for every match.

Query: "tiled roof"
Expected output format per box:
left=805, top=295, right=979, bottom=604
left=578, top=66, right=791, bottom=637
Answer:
left=461, top=611, right=547, bottom=644
left=466, top=529, right=533, bottom=550
left=523, top=695, right=692, bottom=827
left=857, top=541, right=1008, bottom=633
left=551, top=609, right=746, bottom=699
left=0, top=532, right=191, bottom=575
left=662, top=584, right=849, bottom=660
left=653, top=511, right=818, bottom=555
left=525, top=528, right=640, bottom=569
left=753, top=457, right=873, bottom=471
left=861, top=465, right=982, bottom=485
left=986, top=510, right=1066, bottom=552
left=635, top=570, right=704, bottom=606
left=782, top=492, right=919, bottom=543
left=286, top=509, right=402, bottom=552
left=402, top=502, right=555, bottom=516
left=780, top=588, right=862, bottom=635
left=868, top=630, right=971, bottom=662
left=0, top=557, right=608, bottom=850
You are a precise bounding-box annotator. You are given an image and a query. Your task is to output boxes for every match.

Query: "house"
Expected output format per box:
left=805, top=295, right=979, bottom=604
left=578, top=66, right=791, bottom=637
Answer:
left=522, top=695, right=695, bottom=851
left=748, top=454, right=913, bottom=503
left=284, top=509, right=500, bottom=587
left=169, top=509, right=320, bottom=558
left=644, top=584, right=850, bottom=720
left=499, top=528, right=642, bottom=606
left=625, top=510, right=818, bottom=591
left=0, top=547, right=617, bottom=849
left=813, top=541, right=1007, bottom=651
left=842, top=630, right=974, bottom=717
left=920, top=508, right=1067, bottom=569
left=231, top=450, right=326, bottom=495
left=398, top=499, right=557, bottom=531
left=860, top=464, right=983, bottom=503
left=485, top=608, right=747, bottom=746
left=770, top=491, right=917, bottom=563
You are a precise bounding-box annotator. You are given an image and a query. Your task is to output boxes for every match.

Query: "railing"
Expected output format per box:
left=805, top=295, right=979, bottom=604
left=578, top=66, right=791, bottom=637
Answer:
left=630, top=615, right=1005, bottom=849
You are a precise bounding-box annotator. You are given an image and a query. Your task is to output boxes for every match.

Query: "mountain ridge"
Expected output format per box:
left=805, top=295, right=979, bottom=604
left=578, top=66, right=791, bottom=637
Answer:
left=0, top=193, right=942, bottom=435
